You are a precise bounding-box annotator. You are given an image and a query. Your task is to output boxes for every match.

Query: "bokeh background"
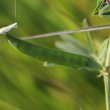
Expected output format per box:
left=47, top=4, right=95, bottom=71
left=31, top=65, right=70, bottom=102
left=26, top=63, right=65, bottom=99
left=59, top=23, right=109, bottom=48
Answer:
left=0, top=0, right=110, bottom=110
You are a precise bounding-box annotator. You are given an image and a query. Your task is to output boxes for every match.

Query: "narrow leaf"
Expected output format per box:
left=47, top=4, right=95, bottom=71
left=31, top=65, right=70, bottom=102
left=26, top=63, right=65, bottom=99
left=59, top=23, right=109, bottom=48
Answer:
left=98, top=38, right=108, bottom=64
left=98, top=37, right=110, bottom=66
left=82, top=19, right=94, bottom=52
left=55, top=34, right=90, bottom=57
left=6, top=34, right=101, bottom=70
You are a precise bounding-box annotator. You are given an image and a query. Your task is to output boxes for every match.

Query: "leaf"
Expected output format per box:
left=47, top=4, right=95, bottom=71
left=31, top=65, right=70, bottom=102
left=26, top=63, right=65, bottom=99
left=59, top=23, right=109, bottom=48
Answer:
left=104, top=37, right=110, bottom=68
left=98, top=39, right=108, bottom=65
left=55, top=34, right=90, bottom=57
left=6, top=34, right=101, bottom=70
left=98, top=37, right=110, bottom=66
left=82, top=19, right=94, bottom=53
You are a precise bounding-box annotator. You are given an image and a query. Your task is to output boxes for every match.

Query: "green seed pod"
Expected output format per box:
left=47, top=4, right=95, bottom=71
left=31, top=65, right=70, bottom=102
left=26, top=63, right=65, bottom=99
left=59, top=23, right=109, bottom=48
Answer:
left=6, top=34, right=101, bottom=71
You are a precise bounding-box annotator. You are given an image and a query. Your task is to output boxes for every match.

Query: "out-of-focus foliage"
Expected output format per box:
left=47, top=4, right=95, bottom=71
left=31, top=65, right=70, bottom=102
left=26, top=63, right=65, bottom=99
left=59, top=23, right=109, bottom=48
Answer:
left=92, top=0, right=110, bottom=16
left=0, top=0, right=109, bottom=110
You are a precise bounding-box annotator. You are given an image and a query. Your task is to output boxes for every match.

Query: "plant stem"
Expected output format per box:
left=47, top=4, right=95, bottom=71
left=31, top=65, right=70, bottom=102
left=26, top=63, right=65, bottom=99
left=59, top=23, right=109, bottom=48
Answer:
left=104, top=37, right=110, bottom=110
left=104, top=72, right=110, bottom=110
left=21, top=24, right=110, bottom=40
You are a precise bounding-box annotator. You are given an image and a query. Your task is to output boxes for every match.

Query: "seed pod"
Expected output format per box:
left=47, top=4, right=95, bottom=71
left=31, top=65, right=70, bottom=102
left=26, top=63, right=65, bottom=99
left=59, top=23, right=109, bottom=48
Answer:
left=6, top=34, right=101, bottom=71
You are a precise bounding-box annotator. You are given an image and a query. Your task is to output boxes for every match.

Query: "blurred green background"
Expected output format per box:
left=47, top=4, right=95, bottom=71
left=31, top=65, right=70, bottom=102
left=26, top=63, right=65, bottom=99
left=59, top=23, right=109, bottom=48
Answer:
left=0, top=0, right=110, bottom=110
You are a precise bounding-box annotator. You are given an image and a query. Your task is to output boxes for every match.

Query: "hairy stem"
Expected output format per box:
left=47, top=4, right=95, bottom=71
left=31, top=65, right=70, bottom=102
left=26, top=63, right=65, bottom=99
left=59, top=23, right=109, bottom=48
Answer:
left=104, top=72, right=110, bottom=110
left=104, top=37, right=110, bottom=110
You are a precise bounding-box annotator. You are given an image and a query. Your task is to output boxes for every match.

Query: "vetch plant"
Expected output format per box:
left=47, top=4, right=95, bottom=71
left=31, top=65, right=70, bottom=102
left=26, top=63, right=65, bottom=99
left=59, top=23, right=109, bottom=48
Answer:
left=0, top=19, right=110, bottom=110
left=1, top=0, right=110, bottom=108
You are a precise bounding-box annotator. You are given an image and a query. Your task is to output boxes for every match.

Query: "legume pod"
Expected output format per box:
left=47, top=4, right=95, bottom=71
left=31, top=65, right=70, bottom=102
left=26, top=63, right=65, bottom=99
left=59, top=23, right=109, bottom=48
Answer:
left=6, top=34, right=101, bottom=71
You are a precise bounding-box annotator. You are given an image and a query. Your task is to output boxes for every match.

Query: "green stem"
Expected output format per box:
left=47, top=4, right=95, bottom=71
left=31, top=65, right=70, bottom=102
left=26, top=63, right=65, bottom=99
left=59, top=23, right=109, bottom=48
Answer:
left=104, top=72, right=110, bottom=110
left=104, top=37, right=110, bottom=110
